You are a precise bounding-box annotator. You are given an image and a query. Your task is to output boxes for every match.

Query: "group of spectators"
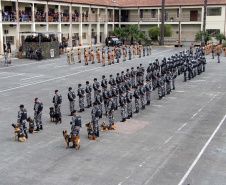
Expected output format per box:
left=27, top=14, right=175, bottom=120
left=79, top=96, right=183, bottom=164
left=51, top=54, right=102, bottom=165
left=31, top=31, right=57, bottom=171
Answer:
left=2, top=9, right=89, bottom=22
left=2, top=10, right=16, bottom=21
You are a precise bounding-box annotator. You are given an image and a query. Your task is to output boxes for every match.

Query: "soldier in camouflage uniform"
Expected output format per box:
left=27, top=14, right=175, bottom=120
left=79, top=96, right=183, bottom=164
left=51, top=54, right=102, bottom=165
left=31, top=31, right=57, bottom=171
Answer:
left=68, top=87, right=76, bottom=116
left=77, top=84, right=85, bottom=112
left=93, top=78, right=100, bottom=99
left=106, top=95, right=115, bottom=125
left=125, top=88, right=133, bottom=118
left=17, top=104, right=28, bottom=138
left=139, top=83, right=146, bottom=109
left=53, top=90, right=62, bottom=122
left=85, top=81, right=92, bottom=108
left=95, top=90, right=103, bottom=119
left=157, top=74, right=164, bottom=100
left=91, top=102, right=100, bottom=137
left=145, top=80, right=152, bottom=105
left=70, top=110, right=82, bottom=148
left=111, top=83, right=119, bottom=110
left=133, top=85, right=140, bottom=113
left=34, top=98, right=43, bottom=131
left=130, top=67, right=136, bottom=88
left=119, top=90, right=127, bottom=122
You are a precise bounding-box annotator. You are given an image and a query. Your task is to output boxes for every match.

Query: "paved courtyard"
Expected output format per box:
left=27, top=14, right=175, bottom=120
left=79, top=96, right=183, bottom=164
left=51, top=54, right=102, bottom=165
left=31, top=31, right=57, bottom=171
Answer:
left=0, top=46, right=225, bottom=185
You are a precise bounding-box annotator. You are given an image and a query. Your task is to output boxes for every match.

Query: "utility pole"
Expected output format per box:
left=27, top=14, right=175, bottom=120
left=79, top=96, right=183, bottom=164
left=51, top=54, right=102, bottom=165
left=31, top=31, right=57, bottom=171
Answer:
left=202, top=0, right=207, bottom=46
left=160, top=0, right=165, bottom=45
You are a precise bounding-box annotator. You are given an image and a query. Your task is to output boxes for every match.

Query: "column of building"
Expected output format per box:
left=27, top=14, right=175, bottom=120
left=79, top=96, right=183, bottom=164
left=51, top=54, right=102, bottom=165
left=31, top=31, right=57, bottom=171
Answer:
left=79, top=6, right=83, bottom=45
left=88, top=6, right=91, bottom=45
left=97, top=8, right=100, bottom=44
left=0, top=0, right=4, bottom=54
left=69, top=4, right=72, bottom=47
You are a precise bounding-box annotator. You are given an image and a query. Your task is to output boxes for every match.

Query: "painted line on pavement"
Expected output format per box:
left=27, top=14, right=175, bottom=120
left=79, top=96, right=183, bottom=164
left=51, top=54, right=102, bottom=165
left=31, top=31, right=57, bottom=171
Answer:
left=178, top=114, right=226, bottom=185
left=0, top=67, right=101, bottom=93
left=0, top=73, right=25, bottom=80
left=20, top=75, right=44, bottom=81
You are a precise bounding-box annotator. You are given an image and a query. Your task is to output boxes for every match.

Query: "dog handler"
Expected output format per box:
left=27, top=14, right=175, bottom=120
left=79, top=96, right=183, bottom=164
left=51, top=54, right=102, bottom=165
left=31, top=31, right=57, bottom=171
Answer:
left=70, top=110, right=82, bottom=148
left=17, top=104, right=28, bottom=138
left=34, top=98, right=43, bottom=131
left=91, top=102, right=101, bottom=137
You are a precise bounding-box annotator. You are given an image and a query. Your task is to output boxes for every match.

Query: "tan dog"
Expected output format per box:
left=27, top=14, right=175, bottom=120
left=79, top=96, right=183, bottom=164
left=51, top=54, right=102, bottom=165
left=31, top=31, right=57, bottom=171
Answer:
left=101, top=122, right=116, bottom=131
left=27, top=117, right=38, bottom=134
left=85, top=122, right=100, bottom=141
left=63, top=130, right=80, bottom=150
left=12, top=124, right=26, bottom=142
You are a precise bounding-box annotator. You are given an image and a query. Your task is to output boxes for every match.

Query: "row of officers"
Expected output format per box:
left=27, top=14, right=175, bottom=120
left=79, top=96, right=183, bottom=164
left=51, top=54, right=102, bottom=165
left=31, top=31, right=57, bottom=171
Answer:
left=67, top=45, right=152, bottom=66
left=16, top=49, right=206, bottom=147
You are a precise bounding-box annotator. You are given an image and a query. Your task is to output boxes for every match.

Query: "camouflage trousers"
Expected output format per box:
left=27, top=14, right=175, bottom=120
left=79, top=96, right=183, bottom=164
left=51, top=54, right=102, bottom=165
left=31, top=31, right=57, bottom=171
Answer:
left=131, top=77, right=135, bottom=87
left=146, top=92, right=151, bottom=102
left=108, top=110, right=114, bottom=125
left=94, top=90, right=98, bottom=100
left=86, top=93, right=92, bottom=106
left=92, top=117, right=99, bottom=134
left=69, top=101, right=75, bottom=113
left=127, top=102, right=132, bottom=116
left=121, top=105, right=126, bottom=119
left=79, top=97, right=84, bottom=109
left=158, top=87, right=162, bottom=97
left=55, top=104, right=61, bottom=118
left=172, top=79, right=175, bottom=89
left=166, top=82, right=171, bottom=94
left=140, top=95, right=145, bottom=107
left=135, top=98, right=139, bottom=110
left=35, top=112, right=42, bottom=128
left=72, top=126, right=80, bottom=145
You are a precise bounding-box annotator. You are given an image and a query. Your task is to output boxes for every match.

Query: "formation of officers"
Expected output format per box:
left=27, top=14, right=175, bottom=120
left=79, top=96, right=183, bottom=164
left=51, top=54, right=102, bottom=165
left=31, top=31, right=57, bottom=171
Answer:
left=66, top=44, right=152, bottom=66
left=16, top=46, right=207, bottom=148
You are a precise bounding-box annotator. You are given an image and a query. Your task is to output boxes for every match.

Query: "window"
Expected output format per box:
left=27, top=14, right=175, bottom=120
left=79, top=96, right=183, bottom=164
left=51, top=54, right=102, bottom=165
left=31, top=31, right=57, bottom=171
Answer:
left=82, top=33, right=86, bottom=39
left=140, top=10, right=143, bottom=18
left=151, top=9, right=156, bottom=18
left=177, top=9, right=179, bottom=17
left=6, top=36, right=14, bottom=45
left=206, top=29, right=220, bottom=37
left=207, top=7, right=222, bottom=16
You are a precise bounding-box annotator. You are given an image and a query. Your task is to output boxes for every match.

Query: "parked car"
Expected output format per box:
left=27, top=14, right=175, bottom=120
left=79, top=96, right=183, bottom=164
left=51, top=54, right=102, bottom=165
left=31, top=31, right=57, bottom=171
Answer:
left=105, top=36, right=122, bottom=46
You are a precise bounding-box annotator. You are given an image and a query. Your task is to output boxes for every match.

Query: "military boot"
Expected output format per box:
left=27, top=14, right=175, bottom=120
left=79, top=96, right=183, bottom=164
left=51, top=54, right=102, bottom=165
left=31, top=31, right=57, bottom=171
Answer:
left=40, top=125, right=43, bottom=130
left=35, top=127, right=40, bottom=131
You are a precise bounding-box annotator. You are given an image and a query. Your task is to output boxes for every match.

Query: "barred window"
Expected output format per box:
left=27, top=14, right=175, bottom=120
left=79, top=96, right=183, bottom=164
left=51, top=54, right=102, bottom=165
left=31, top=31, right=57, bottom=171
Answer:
left=207, top=7, right=221, bottom=16
left=206, top=29, right=220, bottom=37
left=151, top=9, right=156, bottom=18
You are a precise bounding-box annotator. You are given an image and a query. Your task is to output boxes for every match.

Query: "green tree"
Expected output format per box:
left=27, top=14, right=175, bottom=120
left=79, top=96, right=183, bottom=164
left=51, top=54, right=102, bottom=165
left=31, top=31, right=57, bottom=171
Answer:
left=195, top=31, right=211, bottom=43
left=148, top=24, right=172, bottom=42
left=216, top=33, right=225, bottom=44
left=112, top=27, right=128, bottom=44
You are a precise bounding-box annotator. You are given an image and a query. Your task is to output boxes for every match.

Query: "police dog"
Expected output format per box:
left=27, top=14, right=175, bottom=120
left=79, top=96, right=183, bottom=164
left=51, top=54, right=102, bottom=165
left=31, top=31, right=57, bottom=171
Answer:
left=27, top=117, right=38, bottom=133
left=63, top=130, right=80, bottom=150
left=85, top=122, right=100, bottom=141
left=101, top=122, right=116, bottom=131
left=49, top=107, right=55, bottom=122
left=12, top=124, right=26, bottom=142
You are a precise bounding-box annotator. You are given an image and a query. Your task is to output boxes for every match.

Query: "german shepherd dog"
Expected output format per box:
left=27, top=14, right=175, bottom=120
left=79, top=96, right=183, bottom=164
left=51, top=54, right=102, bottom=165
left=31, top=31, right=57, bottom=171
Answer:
left=85, top=122, right=100, bottom=141
left=27, top=117, right=38, bottom=134
left=63, top=131, right=80, bottom=150
left=12, top=124, right=26, bottom=142
left=101, top=122, right=116, bottom=131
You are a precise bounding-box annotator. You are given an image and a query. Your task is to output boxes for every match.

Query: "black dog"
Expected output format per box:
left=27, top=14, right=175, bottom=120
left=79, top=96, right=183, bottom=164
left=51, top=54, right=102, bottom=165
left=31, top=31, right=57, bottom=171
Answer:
left=49, top=107, right=61, bottom=124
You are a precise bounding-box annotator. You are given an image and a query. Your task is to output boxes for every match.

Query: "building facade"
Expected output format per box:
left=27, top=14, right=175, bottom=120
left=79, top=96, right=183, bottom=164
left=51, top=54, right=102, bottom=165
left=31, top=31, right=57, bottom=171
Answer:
left=0, top=0, right=226, bottom=54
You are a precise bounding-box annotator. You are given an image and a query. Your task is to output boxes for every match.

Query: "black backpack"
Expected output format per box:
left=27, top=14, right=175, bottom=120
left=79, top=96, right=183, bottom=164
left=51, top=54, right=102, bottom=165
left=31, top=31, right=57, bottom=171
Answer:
left=111, top=99, right=116, bottom=110
left=38, top=102, right=43, bottom=113
left=95, top=108, right=101, bottom=117
left=57, top=94, right=62, bottom=104
left=21, top=109, right=27, bottom=120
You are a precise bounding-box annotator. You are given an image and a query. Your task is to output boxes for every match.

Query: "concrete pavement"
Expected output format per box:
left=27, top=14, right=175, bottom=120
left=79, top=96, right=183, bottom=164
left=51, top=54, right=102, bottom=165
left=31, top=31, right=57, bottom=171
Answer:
left=0, top=46, right=225, bottom=185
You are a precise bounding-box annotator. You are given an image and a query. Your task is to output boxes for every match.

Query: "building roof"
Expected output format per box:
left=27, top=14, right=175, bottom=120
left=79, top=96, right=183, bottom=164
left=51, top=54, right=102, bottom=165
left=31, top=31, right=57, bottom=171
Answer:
left=39, top=0, right=226, bottom=7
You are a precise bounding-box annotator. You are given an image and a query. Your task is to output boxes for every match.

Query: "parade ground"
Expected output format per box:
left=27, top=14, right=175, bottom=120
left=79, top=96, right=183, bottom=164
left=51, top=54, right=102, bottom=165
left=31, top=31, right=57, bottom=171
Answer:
left=0, top=46, right=226, bottom=185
